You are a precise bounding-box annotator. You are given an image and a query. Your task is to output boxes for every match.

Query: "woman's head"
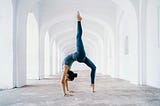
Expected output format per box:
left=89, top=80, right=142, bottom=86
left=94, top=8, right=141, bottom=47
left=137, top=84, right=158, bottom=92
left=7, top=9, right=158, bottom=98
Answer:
left=67, top=70, right=77, bottom=81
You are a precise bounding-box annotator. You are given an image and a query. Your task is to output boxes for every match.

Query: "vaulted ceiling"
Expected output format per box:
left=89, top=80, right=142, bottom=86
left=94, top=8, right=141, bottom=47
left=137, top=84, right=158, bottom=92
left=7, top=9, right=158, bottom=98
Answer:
left=16, top=0, right=137, bottom=60
left=36, top=0, right=121, bottom=57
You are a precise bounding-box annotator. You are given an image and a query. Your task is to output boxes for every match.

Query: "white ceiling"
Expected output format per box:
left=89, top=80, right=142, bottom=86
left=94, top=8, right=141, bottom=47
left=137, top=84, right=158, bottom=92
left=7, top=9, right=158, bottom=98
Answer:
left=36, top=0, right=120, bottom=57
left=39, top=0, right=119, bottom=30
left=18, top=0, right=138, bottom=58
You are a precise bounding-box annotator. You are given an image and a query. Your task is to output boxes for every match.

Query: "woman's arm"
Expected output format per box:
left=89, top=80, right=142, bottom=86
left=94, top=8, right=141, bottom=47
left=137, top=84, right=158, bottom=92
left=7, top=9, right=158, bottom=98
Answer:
left=61, top=73, right=66, bottom=95
left=61, top=65, right=69, bottom=96
left=65, top=79, right=69, bottom=91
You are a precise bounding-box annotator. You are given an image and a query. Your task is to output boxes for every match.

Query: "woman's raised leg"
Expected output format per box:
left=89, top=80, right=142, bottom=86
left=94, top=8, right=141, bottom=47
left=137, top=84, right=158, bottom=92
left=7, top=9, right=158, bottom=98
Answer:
left=76, top=11, right=86, bottom=58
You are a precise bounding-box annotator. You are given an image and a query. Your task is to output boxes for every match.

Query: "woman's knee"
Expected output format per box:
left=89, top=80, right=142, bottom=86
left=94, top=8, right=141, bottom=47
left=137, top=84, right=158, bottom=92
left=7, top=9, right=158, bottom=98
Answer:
left=92, top=65, right=96, bottom=71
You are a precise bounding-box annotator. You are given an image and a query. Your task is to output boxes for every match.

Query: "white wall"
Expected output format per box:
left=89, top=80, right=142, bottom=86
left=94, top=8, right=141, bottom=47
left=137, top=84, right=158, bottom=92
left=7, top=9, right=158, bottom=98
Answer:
left=146, top=0, right=160, bottom=88
left=0, top=0, right=13, bottom=89
left=118, top=10, right=138, bottom=84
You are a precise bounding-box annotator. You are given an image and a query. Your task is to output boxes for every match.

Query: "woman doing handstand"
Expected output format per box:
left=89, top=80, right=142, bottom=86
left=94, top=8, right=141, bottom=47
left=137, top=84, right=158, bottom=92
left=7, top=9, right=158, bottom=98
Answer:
left=61, top=11, right=96, bottom=96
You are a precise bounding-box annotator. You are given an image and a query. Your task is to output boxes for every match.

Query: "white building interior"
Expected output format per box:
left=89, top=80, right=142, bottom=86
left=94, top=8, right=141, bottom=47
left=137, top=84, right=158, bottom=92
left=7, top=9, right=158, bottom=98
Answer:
left=0, top=0, right=160, bottom=105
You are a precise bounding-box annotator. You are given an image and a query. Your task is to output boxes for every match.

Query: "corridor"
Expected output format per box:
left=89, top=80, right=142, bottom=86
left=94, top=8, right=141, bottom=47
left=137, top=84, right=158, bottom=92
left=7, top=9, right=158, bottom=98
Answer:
left=1, top=0, right=160, bottom=105
left=0, top=70, right=160, bottom=106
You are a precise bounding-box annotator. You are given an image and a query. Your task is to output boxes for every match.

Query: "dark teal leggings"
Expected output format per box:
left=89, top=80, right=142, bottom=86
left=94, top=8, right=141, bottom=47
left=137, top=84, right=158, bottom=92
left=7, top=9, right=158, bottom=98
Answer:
left=74, top=21, right=96, bottom=84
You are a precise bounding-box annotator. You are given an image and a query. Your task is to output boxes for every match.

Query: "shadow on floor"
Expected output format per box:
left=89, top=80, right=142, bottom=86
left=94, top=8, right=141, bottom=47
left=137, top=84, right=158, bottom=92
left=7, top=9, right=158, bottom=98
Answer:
left=21, top=83, right=54, bottom=88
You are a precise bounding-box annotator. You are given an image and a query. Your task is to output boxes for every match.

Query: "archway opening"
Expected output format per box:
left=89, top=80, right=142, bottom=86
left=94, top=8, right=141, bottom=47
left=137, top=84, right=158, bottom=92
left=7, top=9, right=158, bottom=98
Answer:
left=26, top=13, right=39, bottom=80
left=44, top=31, right=50, bottom=78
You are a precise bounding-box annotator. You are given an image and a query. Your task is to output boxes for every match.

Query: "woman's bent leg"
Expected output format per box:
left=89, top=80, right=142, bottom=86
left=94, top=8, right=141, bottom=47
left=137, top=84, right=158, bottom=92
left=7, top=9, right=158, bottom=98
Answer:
left=83, top=57, right=96, bottom=84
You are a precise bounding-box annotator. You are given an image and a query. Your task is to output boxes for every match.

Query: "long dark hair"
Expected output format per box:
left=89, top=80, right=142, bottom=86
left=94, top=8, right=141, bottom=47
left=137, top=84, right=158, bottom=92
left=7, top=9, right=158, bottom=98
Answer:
left=67, top=70, right=77, bottom=81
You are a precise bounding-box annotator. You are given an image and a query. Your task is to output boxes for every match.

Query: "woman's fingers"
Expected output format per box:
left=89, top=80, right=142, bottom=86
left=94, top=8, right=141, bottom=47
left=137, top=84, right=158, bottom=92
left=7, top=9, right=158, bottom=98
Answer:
left=64, top=93, right=74, bottom=97
left=69, top=90, right=74, bottom=93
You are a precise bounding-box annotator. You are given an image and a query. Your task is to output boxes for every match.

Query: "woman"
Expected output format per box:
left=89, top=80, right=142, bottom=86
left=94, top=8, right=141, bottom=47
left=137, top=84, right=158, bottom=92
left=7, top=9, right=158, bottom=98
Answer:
left=61, top=11, right=96, bottom=96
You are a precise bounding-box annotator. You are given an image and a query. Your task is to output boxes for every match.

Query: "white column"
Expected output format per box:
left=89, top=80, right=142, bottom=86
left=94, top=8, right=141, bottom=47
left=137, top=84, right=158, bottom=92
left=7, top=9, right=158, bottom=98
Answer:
left=39, top=33, right=45, bottom=79
left=138, top=0, right=147, bottom=85
left=0, top=0, right=14, bottom=89
left=49, top=42, right=53, bottom=76
left=52, top=41, right=57, bottom=75
left=15, top=8, right=28, bottom=87
left=44, top=32, right=50, bottom=78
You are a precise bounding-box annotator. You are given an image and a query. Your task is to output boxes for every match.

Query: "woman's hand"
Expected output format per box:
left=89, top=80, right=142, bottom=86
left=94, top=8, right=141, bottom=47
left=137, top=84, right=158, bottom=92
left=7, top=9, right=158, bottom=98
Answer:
left=64, top=92, right=74, bottom=97
left=67, top=90, right=75, bottom=93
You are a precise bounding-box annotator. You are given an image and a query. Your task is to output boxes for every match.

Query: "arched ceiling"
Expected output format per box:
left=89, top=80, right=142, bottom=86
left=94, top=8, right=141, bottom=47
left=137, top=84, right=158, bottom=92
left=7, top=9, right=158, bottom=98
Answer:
left=53, top=30, right=102, bottom=56
left=17, top=0, right=137, bottom=60
left=38, top=0, right=119, bottom=29
left=37, top=0, right=118, bottom=58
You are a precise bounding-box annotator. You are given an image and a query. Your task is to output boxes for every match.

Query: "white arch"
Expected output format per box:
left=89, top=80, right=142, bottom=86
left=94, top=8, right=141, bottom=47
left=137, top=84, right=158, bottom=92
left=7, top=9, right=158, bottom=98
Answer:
left=50, top=29, right=104, bottom=74
left=26, top=12, right=39, bottom=79
left=38, top=0, right=139, bottom=84
left=41, top=13, right=113, bottom=39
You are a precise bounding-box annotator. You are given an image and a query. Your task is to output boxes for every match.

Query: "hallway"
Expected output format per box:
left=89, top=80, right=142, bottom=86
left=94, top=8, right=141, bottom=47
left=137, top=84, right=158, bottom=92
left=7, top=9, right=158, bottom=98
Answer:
left=0, top=70, right=160, bottom=106
left=1, top=0, right=160, bottom=105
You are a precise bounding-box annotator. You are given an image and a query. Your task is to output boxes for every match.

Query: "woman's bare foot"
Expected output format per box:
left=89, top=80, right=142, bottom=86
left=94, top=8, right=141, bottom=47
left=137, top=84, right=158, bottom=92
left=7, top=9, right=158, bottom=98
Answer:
left=77, top=11, right=82, bottom=21
left=90, top=84, right=96, bottom=93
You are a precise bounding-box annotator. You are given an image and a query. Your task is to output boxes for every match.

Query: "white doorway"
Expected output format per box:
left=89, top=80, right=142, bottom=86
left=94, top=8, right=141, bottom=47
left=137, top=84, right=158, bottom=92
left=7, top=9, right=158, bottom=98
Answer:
left=26, top=13, right=39, bottom=80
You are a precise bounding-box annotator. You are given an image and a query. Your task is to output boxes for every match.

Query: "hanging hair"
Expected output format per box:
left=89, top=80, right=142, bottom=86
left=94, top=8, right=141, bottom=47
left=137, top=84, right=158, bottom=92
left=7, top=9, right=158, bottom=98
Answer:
left=67, top=70, right=77, bottom=81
